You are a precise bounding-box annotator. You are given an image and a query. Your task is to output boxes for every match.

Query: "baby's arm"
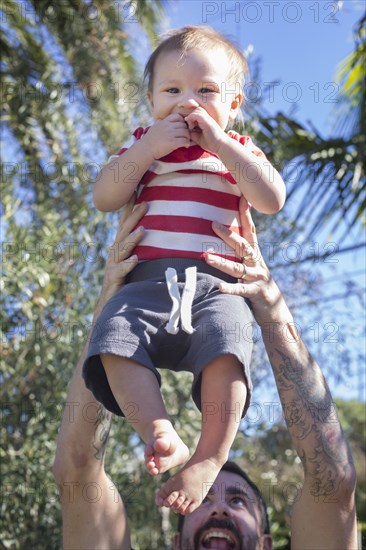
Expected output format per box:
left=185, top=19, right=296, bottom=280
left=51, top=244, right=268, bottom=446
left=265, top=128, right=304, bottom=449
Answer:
left=185, top=108, right=286, bottom=214
left=216, top=134, right=285, bottom=214
left=94, top=114, right=191, bottom=212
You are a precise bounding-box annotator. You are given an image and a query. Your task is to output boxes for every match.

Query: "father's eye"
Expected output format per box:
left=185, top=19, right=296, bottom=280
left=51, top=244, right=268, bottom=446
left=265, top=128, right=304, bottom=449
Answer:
left=231, top=496, right=246, bottom=507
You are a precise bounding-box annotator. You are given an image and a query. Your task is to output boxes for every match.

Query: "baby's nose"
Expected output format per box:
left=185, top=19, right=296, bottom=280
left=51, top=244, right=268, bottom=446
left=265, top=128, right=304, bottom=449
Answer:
left=178, top=95, right=199, bottom=109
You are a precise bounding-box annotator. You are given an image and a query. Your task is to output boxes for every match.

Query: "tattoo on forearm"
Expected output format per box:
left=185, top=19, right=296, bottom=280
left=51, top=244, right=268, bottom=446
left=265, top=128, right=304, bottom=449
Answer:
left=307, top=424, right=349, bottom=499
left=93, top=405, right=112, bottom=461
left=274, top=347, right=334, bottom=423
left=273, top=347, right=353, bottom=498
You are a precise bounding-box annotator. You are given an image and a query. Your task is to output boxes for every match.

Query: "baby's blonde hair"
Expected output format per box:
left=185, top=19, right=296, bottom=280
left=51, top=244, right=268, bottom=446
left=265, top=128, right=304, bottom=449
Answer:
left=144, top=25, right=248, bottom=98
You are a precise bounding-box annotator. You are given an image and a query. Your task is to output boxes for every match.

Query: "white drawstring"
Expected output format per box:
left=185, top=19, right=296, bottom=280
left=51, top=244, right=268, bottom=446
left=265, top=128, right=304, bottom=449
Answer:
left=180, top=267, right=197, bottom=333
left=165, top=266, right=197, bottom=335
left=164, top=268, right=181, bottom=335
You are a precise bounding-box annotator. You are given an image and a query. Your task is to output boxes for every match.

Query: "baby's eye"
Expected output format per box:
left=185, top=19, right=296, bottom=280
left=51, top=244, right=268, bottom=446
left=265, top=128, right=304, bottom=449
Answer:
left=166, top=87, right=180, bottom=94
left=199, top=87, right=215, bottom=94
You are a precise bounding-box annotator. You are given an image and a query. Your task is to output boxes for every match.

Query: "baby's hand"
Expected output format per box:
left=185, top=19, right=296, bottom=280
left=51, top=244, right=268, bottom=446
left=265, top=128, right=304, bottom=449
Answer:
left=184, top=108, right=228, bottom=155
left=145, top=114, right=191, bottom=159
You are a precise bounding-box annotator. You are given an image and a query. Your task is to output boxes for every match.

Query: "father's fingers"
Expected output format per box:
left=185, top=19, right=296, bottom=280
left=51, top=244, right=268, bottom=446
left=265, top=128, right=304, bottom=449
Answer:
left=108, top=226, right=144, bottom=265
left=116, top=201, right=147, bottom=243
left=210, top=223, right=258, bottom=264
left=217, top=281, right=248, bottom=296
left=210, top=223, right=242, bottom=255
left=205, top=253, right=264, bottom=283
left=238, top=196, right=258, bottom=250
left=118, top=194, right=136, bottom=230
left=218, top=281, right=265, bottom=302
left=113, top=256, right=139, bottom=280
left=205, top=253, right=244, bottom=279
left=99, top=256, right=139, bottom=306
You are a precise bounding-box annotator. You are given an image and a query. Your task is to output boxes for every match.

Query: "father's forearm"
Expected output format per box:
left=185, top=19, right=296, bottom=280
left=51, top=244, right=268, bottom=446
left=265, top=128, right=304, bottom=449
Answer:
left=54, top=327, right=130, bottom=550
left=54, top=343, right=112, bottom=480
left=53, top=298, right=114, bottom=482
left=257, top=298, right=355, bottom=499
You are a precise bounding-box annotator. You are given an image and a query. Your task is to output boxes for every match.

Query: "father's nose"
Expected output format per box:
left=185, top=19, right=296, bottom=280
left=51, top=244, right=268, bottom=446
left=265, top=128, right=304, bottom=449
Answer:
left=209, top=499, right=232, bottom=518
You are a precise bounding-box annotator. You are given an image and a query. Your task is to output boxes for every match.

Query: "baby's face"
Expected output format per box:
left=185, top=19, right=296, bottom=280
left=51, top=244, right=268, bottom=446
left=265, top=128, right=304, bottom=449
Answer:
left=148, top=47, right=242, bottom=130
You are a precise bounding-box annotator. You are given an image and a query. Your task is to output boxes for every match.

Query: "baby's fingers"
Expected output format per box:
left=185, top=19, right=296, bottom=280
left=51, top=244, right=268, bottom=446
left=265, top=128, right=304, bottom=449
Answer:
left=185, top=109, right=207, bottom=129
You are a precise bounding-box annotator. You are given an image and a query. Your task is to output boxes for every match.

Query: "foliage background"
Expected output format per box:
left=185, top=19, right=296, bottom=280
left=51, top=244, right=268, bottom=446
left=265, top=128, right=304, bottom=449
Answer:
left=1, top=1, right=365, bottom=548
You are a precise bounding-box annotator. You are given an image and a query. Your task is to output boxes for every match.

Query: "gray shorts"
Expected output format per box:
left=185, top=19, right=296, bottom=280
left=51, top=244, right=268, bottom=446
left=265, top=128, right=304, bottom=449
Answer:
left=83, top=259, right=254, bottom=417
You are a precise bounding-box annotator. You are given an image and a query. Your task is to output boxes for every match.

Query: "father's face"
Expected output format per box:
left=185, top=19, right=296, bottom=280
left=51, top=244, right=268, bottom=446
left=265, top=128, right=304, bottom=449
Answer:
left=173, top=471, right=272, bottom=550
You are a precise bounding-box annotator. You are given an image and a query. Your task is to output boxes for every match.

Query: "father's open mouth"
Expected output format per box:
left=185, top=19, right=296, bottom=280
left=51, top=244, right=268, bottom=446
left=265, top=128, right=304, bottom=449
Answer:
left=199, top=527, right=239, bottom=549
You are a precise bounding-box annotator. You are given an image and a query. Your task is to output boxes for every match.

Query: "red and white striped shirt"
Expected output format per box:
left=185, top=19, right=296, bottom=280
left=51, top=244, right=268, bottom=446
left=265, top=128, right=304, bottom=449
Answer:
left=110, top=127, right=265, bottom=263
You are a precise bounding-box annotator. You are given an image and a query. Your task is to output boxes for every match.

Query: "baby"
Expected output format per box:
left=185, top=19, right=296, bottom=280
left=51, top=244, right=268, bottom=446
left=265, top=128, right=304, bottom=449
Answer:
left=83, top=25, right=285, bottom=515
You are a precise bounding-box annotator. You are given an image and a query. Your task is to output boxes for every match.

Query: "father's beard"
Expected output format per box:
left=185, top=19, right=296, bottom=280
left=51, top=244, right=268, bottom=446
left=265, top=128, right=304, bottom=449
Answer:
left=179, top=517, right=261, bottom=550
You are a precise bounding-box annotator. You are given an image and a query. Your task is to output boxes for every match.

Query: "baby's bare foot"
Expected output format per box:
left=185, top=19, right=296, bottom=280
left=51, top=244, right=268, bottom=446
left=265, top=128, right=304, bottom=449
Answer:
left=155, top=456, right=223, bottom=514
left=144, top=431, right=189, bottom=476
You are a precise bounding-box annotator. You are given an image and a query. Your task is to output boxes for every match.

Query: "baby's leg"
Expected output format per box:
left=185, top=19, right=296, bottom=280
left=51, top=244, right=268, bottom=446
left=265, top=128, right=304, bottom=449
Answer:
left=101, top=354, right=189, bottom=476
left=156, top=354, right=246, bottom=514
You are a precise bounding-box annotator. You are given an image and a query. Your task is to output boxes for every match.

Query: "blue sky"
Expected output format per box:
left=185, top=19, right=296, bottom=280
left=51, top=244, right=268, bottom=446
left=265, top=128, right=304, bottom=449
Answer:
left=164, top=0, right=365, bottom=135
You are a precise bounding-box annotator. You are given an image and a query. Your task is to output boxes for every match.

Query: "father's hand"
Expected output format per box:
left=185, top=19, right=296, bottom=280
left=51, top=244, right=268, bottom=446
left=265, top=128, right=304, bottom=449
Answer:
left=204, top=197, right=284, bottom=326
left=95, top=197, right=147, bottom=317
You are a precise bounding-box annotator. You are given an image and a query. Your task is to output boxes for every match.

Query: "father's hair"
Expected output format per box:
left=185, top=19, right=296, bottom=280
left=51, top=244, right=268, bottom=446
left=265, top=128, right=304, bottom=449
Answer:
left=177, top=460, right=270, bottom=535
left=143, top=25, right=248, bottom=94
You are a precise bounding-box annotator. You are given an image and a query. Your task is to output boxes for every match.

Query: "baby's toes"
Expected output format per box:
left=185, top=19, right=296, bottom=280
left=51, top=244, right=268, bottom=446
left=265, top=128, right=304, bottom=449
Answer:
left=163, top=490, right=180, bottom=508
left=170, top=493, right=186, bottom=511
left=147, top=464, right=159, bottom=476
left=144, top=443, right=154, bottom=458
left=184, top=501, right=199, bottom=515
left=175, top=497, right=192, bottom=515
